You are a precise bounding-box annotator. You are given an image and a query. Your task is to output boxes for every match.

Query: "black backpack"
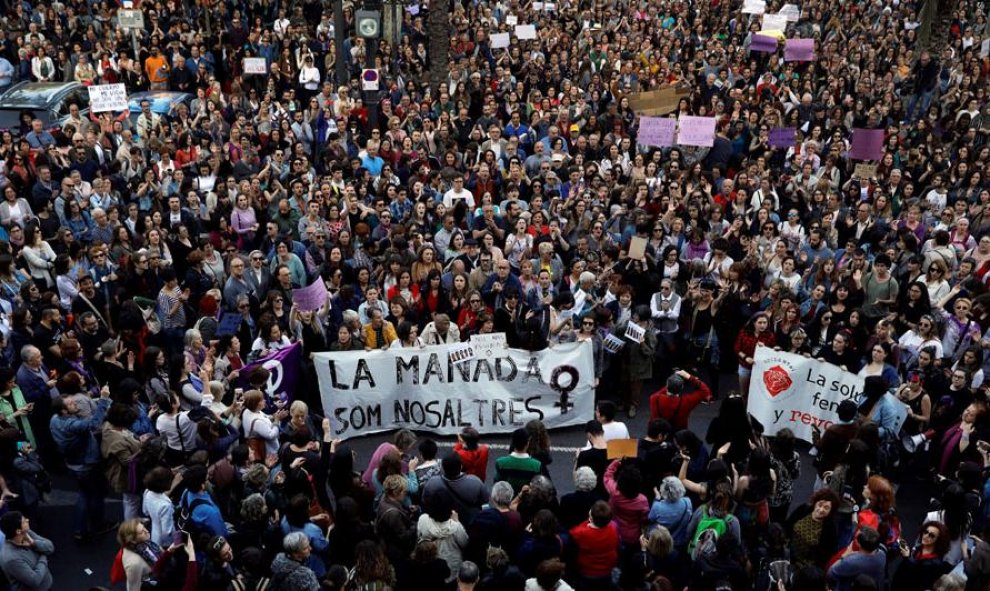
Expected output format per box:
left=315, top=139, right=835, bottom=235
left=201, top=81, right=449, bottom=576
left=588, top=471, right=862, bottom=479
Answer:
left=175, top=495, right=211, bottom=535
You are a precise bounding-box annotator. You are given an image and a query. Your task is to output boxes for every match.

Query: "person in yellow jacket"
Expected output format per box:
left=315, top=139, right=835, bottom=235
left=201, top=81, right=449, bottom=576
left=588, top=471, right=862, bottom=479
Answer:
left=362, top=308, right=398, bottom=350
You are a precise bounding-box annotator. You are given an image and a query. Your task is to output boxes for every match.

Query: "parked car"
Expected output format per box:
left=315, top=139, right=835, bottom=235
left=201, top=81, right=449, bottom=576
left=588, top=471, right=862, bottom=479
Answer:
left=127, top=91, right=193, bottom=129
left=0, top=81, right=88, bottom=135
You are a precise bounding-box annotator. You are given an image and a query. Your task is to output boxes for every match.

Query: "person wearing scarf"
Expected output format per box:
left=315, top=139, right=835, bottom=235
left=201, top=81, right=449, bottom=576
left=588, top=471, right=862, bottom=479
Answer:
left=112, top=518, right=199, bottom=591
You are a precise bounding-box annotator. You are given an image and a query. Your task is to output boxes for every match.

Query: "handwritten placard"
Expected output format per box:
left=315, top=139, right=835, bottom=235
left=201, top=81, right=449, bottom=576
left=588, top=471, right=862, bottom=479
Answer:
left=768, top=127, right=796, bottom=148
left=854, top=163, right=878, bottom=179
left=742, top=0, right=766, bottom=14
left=762, top=13, right=787, bottom=31
left=243, top=58, right=268, bottom=75
left=780, top=4, right=801, bottom=21
left=638, top=116, right=676, bottom=147
left=292, top=279, right=330, bottom=311
left=506, top=14, right=518, bottom=25
left=514, top=24, right=537, bottom=40
left=783, top=38, right=815, bottom=62
left=490, top=32, right=510, bottom=49
left=677, top=115, right=716, bottom=147
left=88, top=83, right=128, bottom=113
left=849, top=128, right=885, bottom=161
left=470, top=333, right=508, bottom=359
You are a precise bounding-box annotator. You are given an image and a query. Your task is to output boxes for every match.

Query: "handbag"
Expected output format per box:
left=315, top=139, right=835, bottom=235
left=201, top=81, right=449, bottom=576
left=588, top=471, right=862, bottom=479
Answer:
left=242, top=412, right=268, bottom=462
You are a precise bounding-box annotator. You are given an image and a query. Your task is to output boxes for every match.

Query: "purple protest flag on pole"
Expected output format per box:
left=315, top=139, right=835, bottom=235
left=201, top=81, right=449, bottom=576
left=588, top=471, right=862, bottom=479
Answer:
left=768, top=127, right=796, bottom=148
left=783, top=38, right=815, bottom=62
left=750, top=34, right=778, bottom=53
left=849, top=129, right=885, bottom=161
left=292, top=279, right=330, bottom=312
left=638, top=116, right=676, bottom=147
left=238, top=342, right=303, bottom=401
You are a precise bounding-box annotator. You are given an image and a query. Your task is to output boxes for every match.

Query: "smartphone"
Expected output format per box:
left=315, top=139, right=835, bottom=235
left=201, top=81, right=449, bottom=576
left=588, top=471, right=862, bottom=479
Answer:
left=172, top=530, right=188, bottom=545
left=977, top=440, right=990, bottom=453
left=234, top=388, right=244, bottom=398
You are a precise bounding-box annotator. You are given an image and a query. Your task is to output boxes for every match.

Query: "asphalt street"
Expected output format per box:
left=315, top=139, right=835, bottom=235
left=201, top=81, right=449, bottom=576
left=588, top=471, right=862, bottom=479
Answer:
left=44, top=372, right=933, bottom=589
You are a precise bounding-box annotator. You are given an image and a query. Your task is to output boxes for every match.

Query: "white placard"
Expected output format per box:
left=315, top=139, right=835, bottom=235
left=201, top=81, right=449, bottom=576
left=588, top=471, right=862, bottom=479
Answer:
left=603, top=334, right=625, bottom=354
left=506, top=14, right=518, bottom=25
left=448, top=342, right=476, bottom=364
left=780, top=3, right=801, bottom=21
left=982, top=39, right=990, bottom=58
left=624, top=322, right=645, bottom=344
left=88, top=83, right=128, bottom=113
left=745, top=347, right=913, bottom=444
left=762, top=13, right=788, bottom=31
left=315, top=341, right=595, bottom=438
left=243, top=58, right=267, bottom=74
left=470, top=333, right=509, bottom=359
left=515, top=24, right=537, bottom=40
left=490, top=32, right=510, bottom=49
left=533, top=1, right=543, bottom=9
left=118, top=8, right=145, bottom=29
left=742, top=0, right=766, bottom=14
left=406, top=4, right=420, bottom=15
left=543, top=2, right=556, bottom=10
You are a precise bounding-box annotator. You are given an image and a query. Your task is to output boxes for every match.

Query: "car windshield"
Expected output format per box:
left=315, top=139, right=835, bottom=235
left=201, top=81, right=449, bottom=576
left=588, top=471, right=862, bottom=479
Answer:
left=0, top=109, right=47, bottom=132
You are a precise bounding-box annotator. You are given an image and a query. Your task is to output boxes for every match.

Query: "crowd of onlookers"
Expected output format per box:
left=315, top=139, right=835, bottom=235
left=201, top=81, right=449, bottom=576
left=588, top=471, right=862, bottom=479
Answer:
left=0, top=0, right=988, bottom=589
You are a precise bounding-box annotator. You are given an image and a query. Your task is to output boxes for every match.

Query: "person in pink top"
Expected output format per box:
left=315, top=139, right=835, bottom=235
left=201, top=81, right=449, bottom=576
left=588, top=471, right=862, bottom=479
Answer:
left=603, top=458, right=650, bottom=546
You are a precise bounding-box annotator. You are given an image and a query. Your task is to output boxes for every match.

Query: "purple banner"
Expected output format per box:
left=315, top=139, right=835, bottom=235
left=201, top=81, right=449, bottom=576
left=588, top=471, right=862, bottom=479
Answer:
left=751, top=34, right=778, bottom=53
left=783, top=38, right=815, bottom=62
left=768, top=127, right=796, bottom=148
left=638, top=116, right=676, bottom=147
left=238, top=342, right=303, bottom=401
left=849, top=129, right=885, bottom=161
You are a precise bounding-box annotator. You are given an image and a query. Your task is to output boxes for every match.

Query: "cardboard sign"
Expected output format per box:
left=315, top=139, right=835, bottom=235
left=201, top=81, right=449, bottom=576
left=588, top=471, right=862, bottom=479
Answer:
left=490, top=32, right=510, bottom=49
left=637, top=116, right=676, bottom=147
left=88, top=83, right=128, bottom=113
left=243, top=58, right=267, bottom=74
left=849, top=128, right=885, bottom=161
left=751, top=34, right=778, bottom=52
left=515, top=24, right=537, bottom=39
left=624, top=322, right=645, bottom=344
left=628, top=235, right=648, bottom=261
left=762, top=13, right=788, bottom=31
left=854, top=163, right=878, bottom=179
left=607, top=438, right=639, bottom=460
left=677, top=115, right=716, bottom=147
left=628, top=86, right=688, bottom=116
left=783, top=38, right=815, bottom=62
left=768, top=127, right=796, bottom=148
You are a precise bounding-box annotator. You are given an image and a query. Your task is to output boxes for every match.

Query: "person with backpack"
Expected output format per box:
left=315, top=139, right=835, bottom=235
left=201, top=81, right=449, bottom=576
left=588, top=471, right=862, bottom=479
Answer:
left=686, top=481, right=741, bottom=562
left=177, top=465, right=228, bottom=543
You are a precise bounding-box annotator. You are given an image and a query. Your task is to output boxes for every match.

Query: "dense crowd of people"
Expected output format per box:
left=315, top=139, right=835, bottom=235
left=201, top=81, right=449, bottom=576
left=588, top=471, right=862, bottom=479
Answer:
left=0, top=0, right=987, bottom=589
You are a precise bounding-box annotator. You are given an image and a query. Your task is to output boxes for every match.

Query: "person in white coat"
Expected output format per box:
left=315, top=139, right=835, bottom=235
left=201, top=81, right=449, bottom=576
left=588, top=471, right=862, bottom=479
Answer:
left=417, top=497, right=469, bottom=584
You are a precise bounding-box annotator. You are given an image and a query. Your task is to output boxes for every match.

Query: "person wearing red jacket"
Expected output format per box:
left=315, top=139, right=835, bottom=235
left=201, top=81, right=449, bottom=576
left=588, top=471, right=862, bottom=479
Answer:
left=453, top=426, right=489, bottom=481
left=734, top=312, right=776, bottom=396
left=648, top=370, right=712, bottom=431
left=569, top=500, right=620, bottom=587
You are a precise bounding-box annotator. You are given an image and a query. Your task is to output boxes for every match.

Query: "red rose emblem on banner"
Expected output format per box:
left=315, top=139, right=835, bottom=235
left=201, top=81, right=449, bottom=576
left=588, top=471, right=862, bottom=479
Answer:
left=763, top=366, right=793, bottom=397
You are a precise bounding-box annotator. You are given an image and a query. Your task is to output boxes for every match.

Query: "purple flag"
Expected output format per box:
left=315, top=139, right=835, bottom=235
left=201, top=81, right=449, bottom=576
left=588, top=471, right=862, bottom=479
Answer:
left=783, top=38, right=815, bottom=62
left=849, top=129, right=885, bottom=161
left=292, top=279, right=330, bottom=312
left=238, top=342, right=304, bottom=401
left=768, top=127, right=796, bottom=148
left=751, top=34, right=778, bottom=53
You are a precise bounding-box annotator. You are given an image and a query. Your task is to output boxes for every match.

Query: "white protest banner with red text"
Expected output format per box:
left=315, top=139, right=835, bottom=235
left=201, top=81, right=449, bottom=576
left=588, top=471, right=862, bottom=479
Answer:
left=747, top=346, right=864, bottom=442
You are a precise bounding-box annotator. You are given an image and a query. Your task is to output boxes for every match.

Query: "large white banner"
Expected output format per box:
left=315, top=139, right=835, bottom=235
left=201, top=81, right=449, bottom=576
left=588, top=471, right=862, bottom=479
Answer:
left=747, top=346, right=865, bottom=442
left=314, top=341, right=595, bottom=438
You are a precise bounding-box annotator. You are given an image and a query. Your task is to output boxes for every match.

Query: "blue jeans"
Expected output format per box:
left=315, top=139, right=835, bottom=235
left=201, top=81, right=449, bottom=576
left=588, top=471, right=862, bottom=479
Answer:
left=72, top=466, right=107, bottom=535
left=906, top=89, right=935, bottom=121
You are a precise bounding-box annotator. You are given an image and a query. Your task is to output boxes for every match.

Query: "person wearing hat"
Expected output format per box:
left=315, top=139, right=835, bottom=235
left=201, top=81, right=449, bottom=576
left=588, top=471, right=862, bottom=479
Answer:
left=648, top=369, right=712, bottom=431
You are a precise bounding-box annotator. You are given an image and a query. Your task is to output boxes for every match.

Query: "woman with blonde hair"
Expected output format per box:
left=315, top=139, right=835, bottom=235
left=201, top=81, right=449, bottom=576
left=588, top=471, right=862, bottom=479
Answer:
left=114, top=518, right=197, bottom=591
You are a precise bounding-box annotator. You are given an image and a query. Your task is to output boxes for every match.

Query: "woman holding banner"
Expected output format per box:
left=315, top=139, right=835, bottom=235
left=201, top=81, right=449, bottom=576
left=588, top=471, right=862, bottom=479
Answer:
left=734, top=312, right=776, bottom=396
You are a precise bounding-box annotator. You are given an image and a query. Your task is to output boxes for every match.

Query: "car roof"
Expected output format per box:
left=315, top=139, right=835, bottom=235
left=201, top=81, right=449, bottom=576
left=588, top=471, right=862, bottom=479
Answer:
left=128, top=91, right=193, bottom=114
left=0, top=82, right=83, bottom=108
